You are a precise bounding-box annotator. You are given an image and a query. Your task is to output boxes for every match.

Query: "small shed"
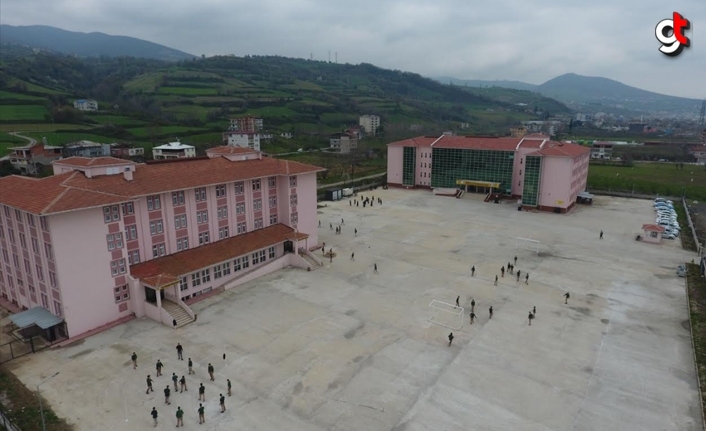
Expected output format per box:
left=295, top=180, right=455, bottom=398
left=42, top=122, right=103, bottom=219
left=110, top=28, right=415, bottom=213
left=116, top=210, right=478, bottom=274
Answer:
left=8, top=306, right=67, bottom=342
left=325, top=189, right=342, bottom=201
left=641, top=224, right=665, bottom=244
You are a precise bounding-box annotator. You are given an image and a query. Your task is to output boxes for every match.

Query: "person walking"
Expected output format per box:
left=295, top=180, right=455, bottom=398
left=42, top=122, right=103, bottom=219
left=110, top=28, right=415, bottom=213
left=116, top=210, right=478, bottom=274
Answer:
left=517, top=270, right=521, bottom=282
left=341, top=218, right=344, bottom=225
left=156, top=359, right=163, bottom=377
left=220, top=394, right=226, bottom=413
left=176, top=406, right=184, bottom=428
left=151, top=407, right=158, bottom=427
left=132, top=352, right=138, bottom=369
left=469, top=311, right=476, bottom=324
left=176, top=343, right=184, bottom=360
left=330, top=223, right=333, bottom=230
left=146, top=375, right=154, bottom=394
left=207, top=363, right=215, bottom=381
left=525, top=273, right=529, bottom=285
left=164, top=386, right=171, bottom=405
left=448, top=332, right=454, bottom=346
left=319, top=220, right=321, bottom=228
left=489, top=306, right=493, bottom=319
left=188, top=358, right=194, bottom=375
left=501, top=266, right=505, bottom=277
left=355, top=228, right=357, bottom=237
left=533, top=306, right=536, bottom=315
left=351, top=252, right=355, bottom=261
left=198, top=383, right=205, bottom=401
left=471, top=265, right=475, bottom=276
left=600, top=230, right=603, bottom=239
left=227, top=378, right=232, bottom=396
left=471, top=299, right=475, bottom=312
left=173, top=318, right=177, bottom=328
left=514, top=255, right=517, bottom=265
left=374, top=263, right=378, bottom=274
left=455, top=296, right=460, bottom=308
left=198, top=403, right=205, bottom=424
left=528, top=311, right=535, bottom=326
left=172, top=373, right=178, bottom=391
left=180, top=375, right=187, bottom=393
left=494, top=275, right=498, bottom=286
left=564, top=292, right=570, bottom=304
left=507, top=262, right=511, bottom=274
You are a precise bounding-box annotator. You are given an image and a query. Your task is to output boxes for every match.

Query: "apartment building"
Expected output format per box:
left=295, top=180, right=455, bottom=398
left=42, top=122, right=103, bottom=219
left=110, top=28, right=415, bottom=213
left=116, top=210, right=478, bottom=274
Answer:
left=359, top=115, right=380, bottom=135
left=0, top=150, right=323, bottom=340
left=329, top=133, right=358, bottom=154
left=228, top=116, right=263, bottom=133
left=223, top=132, right=261, bottom=151
left=152, top=141, right=196, bottom=160
left=590, top=142, right=613, bottom=159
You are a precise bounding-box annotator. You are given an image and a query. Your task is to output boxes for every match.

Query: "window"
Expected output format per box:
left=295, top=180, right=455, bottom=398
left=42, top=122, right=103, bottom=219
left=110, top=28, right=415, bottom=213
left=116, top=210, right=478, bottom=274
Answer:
left=197, top=210, right=208, bottom=224
left=177, top=237, right=189, bottom=251
left=191, top=272, right=201, bottom=287
left=291, top=212, right=298, bottom=224
left=1, top=249, right=8, bottom=263
left=41, top=293, right=48, bottom=308
left=217, top=206, right=228, bottom=220
left=219, top=227, right=229, bottom=240
left=0, top=227, right=3, bottom=239
left=40, top=216, right=48, bottom=231
left=128, top=250, right=140, bottom=265
left=290, top=176, right=297, bottom=187
left=233, top=257, right=242, bottom=272
left=121, top=202, right=134, bottom=215
left=519, top=170, right=522, bottom=175
left=19, top=233, right=26, bottom=248
left=214, top=264, right=223, bottom=279
left=199, top=232, right=210, bottom=245
left=103, top=205, right=120, bottom=222
left=236, top=203, right=245, bottom=215
left=147, top=196, right=161, bottom=211
left=174, top=215, right=187, bottom=230
left=110, top=259, right=126, bottom=276
left=268, top=176, right=276, bottom=188
left=152, top=244, right=166, bottom=258
left=24, top=259, right=31, bottom=273
left=26, top=214, right=35, bottom=227
left=149, top=220, right=164, bottom=235
left=268, top=246, right=276, bottom=259
left=179, top=277, right=188, bottom=291
left=223, top=261, right=231, bottom=276
left=14, top=209, right=21, bottom=221
left=270, top=214, right=277, bottom=225
left=3, top=206, right=9, bottom=217
left=172, top=191, right=185, bottom=206
left=237, top=222, right=247, bottom=234
left=31, top=237, right=39, bottom=254
left=254, top=218, right=263, bottom=230
left=114, top=285, right=129, bottom=303
left=252, top=249, right=266, bottom=265
left=269, top=196, right=277, bottom=208
left=195, top=187, right=206, bottom=202
left=106, top=233, right=123, bottom=250
left=28, top=284, right=35, bottom=294
left=290, top=194, right=297, bottom=206
left=253, top=199, right=262, bottom=210
left=215, top=184, right=226, bottom=197
left=125, top=225, right=138, bottom=240
left=44, top=243, right=53, bottom=260
left=49, top=271, right=57, bottom=287
left=54, top=301, right=62, bottom=317
left=234, top=181, right=244, bottom=194
left=8, top=229, right=15, bottom=244
left=252, top=179, right=261, bottom=191
left=12, top=253, right=19, bottom=269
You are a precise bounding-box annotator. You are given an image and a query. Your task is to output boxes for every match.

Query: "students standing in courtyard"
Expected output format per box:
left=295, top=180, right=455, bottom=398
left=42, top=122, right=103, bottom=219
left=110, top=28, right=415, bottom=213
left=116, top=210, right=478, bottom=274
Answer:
left=220, top=393, right=226, bottom=412
left=341, top=218, right=344, bottom=225
left=198, top=403, right=205, bottom=424
left=469, top=312, right=476, bottom=324
left=374, top=263, right=378, bottom=274
left=173, top=319, right=177, bottom=328
left=132, top=352, right=138, bottom=369
left=176, top=343, right=184, bottom=360
left=501, top=266, right=505, bottom=277
left=172, top=373, right=178, bottom=391
left=455, top=296, right=460, bottom=308
left=146, top=375, right=154, bottom=394
left=164, top=386, right=171, bottom=405
left=471, top=299, right=475, bottom=312
left=517, top=270, right=521, bottom=282
left=151, top=407, right=158, bottom=427
left=448, top=332, right=454, bottom=346
left=528, top=311, right=535, bottom=326
left=489, top=306, right=493, bottom=319
left=208, top=363, right=215, bottom=381
left=180, top=375, right=187, bottom=393
left=514, top=255, right=517, bottom=265
left=156, top=359, right=163, bottom=377
left=199, top=383, right=206, bottom=401
left=533, top=306, right=536, bottom=315
left=176, top=406, right=184, bottom=427
left=494, top=275, right=498, bottom=286
left=355, top=228, right=357, bottom=237
left=564, top=292, right=570, bottom=304
left=600, top=230, right=603, bottom=239
left=319, top=220, right=321, bottom=227
left=227, top=378, right=232, bottom=396
left=350, top=252, right=355, bottom=261
left=525, top=273, right=529, bottom=285
left=188, top=358, right=194, bottom=375
left=471, top=265, right=475, bottom=276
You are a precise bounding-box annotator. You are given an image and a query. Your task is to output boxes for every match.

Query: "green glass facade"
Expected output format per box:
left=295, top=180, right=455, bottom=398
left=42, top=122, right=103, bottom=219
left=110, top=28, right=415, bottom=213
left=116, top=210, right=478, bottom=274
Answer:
left=430, top=148, right=515, bottom=194
left=522, top=155, right=542, bottom=206
left=402, top=147, right=416, bottom=186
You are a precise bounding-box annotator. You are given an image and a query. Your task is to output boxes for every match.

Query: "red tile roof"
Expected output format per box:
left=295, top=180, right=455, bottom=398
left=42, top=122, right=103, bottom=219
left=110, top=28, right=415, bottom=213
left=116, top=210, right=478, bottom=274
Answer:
left=206, top=146, right=258, bottom=155
left=642, top=224, right=666, bottom=232
left=387, top=135, right=587, bottom=156
left=529, top=141, right=590, bottom=157
left=387, top=136, right=439, bottom=147
left=435, top=136, right=523, bottom=151
left=0, top=156, right=323, bottom=215
left=129, top=224, right=308, bottom=282
left=54, top=157, right=135, bottom=167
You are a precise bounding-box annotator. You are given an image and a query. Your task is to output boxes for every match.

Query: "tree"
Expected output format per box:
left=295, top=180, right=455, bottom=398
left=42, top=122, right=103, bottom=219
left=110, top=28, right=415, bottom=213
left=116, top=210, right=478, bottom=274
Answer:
left=0, top=160, right=20, bottom=177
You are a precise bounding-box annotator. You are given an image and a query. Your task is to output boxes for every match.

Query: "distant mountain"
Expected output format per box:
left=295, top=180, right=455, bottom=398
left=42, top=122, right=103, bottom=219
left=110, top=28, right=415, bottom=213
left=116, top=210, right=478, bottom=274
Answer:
left=434, top=73, right=701, bottom=117
left=0, top=24, right=196, bottom=62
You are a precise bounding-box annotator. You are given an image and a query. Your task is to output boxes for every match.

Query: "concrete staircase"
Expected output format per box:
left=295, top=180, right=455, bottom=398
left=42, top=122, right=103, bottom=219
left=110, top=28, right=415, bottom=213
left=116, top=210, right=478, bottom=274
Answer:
left=301, top=252, right=322, bottom=270
left=162, top=300, right=194, bottom=328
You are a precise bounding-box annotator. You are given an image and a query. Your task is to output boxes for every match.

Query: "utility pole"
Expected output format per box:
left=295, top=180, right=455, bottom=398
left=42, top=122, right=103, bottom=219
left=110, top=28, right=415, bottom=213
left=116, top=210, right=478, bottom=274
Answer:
left=38, top=372, right=60, bottom=431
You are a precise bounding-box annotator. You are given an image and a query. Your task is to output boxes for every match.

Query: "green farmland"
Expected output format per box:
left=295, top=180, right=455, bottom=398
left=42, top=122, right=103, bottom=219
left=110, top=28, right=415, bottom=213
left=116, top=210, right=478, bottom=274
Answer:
left=0, top=105, right=49, bottom=121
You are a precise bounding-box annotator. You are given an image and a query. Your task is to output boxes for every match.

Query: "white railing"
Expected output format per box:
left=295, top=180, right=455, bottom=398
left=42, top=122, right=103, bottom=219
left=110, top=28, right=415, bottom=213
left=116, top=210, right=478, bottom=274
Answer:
left=303, top=249, right=323, bottom=266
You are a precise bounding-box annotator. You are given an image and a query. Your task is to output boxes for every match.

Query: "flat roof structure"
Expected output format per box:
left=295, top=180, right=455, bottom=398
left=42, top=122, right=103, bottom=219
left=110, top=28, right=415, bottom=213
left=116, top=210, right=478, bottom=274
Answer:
left=9, top=306, right=64, bottom=330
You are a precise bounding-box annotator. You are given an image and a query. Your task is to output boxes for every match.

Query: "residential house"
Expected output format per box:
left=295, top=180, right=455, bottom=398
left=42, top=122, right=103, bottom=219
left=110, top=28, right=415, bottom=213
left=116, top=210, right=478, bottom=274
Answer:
left=359, top=115, right=380, bottom=135
left=329, top=133, right=358, bottom=154
left=62, top=141, right=111, bottom=158
left=73, top=99, right=98, bottom=111
left=152, top=141, right=196, bottom=160
left=590, top=142, right=613, bottom=159
left=110, top=143, right=146, bottom=159
left=223, top=132, right=261, bottom=151
left=7, top=143, right=63, bottom=176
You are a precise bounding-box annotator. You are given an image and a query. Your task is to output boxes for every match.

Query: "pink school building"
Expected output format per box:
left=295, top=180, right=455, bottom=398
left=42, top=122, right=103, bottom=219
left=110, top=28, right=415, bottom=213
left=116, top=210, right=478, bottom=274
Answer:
left=0, top=147, right=323, bottom=340
left=387, top=134, right=590, bottom=213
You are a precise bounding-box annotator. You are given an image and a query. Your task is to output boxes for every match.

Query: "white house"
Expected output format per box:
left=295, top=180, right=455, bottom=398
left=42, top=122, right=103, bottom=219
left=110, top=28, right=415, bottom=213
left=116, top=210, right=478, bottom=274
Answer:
left=73, top=99, right=98, bottom=111
left=152, top=141, right=196, bottom=160
left=359, top=115, right=380, bottom=135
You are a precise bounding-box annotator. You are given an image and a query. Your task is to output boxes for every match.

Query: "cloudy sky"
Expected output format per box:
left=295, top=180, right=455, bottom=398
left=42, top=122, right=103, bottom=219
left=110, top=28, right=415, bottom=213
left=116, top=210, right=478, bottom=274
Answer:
left=2, top=0, right=704, bottom=98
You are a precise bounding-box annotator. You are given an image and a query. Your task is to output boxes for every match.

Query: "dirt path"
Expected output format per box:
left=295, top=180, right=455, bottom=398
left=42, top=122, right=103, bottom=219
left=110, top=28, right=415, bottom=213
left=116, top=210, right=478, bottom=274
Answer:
left=8, top=132, right=36, bottom=146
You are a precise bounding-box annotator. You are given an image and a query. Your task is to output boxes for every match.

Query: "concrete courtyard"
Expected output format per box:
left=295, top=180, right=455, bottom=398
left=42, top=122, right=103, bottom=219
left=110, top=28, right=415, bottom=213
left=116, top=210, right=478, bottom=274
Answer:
left=6, top=189, right=701, bottom=431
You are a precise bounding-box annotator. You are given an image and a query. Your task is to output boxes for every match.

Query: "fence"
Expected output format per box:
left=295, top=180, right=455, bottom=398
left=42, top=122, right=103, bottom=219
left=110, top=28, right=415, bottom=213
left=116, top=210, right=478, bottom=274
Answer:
left=684, top=198, right=704, bottom=256
left=0, top=408, right=21, bottom=431
left=0, top=336, right=54, bottom=365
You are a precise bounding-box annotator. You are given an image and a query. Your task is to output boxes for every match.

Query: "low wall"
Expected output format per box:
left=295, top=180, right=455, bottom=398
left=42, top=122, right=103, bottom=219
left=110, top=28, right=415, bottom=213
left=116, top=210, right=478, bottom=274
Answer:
left=143, top=302, right=162, bottom=324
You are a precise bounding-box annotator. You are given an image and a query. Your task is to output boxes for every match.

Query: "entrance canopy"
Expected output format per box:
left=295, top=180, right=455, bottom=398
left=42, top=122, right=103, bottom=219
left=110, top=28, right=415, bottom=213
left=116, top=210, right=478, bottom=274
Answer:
left=9, top=306, right=63, bottom=330
left=456, top=179, right=501, bottom=189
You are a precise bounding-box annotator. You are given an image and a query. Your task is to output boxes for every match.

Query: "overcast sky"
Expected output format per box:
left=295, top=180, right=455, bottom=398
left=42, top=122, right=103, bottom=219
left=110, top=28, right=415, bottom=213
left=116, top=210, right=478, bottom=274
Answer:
left=2, top=0, right=704, bottom=98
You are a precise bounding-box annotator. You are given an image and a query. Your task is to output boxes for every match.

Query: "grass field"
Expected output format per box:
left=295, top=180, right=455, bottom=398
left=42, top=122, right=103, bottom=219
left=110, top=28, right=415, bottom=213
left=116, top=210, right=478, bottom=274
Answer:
left=127, top=125, right=208, bottom=137
left=23, top=132, right=119, bottom=146
left=0, top=123, right=92, bottom=133
left=588, top=162, right=706, bottom=201
left=157, top=86, right=218, bottom=96
left=88, top=115, right=146, bottom=126
left=0, top=105, right=49, bottom=121
left=0, top=90, right=47, bottom=101
left=246, top=106, right=298, bottom=117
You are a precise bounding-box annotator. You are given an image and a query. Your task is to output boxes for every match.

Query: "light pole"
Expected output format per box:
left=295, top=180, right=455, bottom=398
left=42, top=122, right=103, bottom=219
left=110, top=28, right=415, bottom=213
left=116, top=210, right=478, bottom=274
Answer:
left=37, top=371, right=59, bottom=431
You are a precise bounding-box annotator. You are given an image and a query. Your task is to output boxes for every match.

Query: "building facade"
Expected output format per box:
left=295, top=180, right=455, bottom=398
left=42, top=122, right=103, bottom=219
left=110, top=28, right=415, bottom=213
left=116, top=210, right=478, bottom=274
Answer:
left=73, top=99, right=98, bottom=111
left=387, top=135, right=590, bottom=213
left=8, top=143, right=63, bottom=176
left=329, top=133, right=358, bottom=154
left=229, top=116, right=263, bottom=133
left=0, top=150, right=323, bottom=339
left=110, top=144, right=145, bottom=159
left=152, top=141, right=196, bottom=160
left=223, top=132, right=261, bottom=151
left=62, top=141, right=111, bottom=158
left=359, top=115, right=380, bottom=135
left=590, top=142, right=613, bottom=159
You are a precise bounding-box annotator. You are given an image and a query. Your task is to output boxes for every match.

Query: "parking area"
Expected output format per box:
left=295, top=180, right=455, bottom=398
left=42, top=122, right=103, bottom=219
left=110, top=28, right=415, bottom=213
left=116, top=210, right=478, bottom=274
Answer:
left=5, top=189, right=700, bottom=431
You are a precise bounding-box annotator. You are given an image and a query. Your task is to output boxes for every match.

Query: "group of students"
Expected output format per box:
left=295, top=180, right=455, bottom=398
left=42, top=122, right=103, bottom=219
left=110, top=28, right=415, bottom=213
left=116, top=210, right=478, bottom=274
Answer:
left=132, top=343, right=232, bottom=427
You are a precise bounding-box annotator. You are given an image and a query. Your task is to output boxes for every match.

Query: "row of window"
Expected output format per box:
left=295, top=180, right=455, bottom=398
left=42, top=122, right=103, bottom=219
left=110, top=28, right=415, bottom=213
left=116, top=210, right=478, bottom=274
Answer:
left=1, top=207, right=48, bottom=231
left=1, top=229, right=54, bottom=260
left=179, top=246, right=277, bottom=292
left=1, top=257, right=57, bottom=288
left=0, top=287, right=61, bottom=317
